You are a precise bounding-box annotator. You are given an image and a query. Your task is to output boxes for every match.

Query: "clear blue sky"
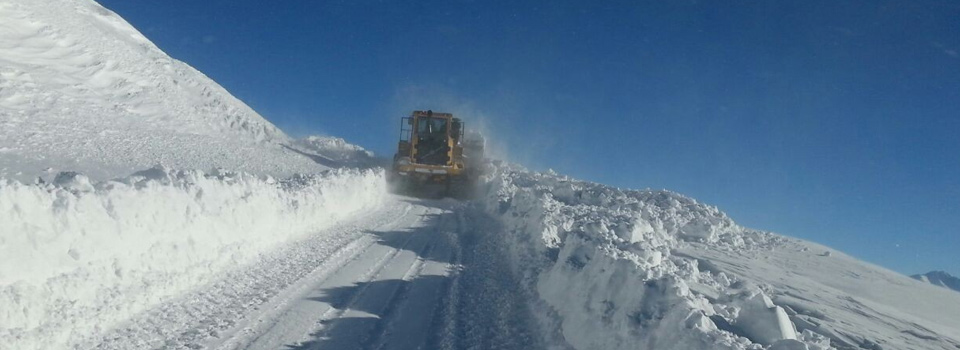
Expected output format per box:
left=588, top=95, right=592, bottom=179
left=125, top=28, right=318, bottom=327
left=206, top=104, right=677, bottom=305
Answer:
left=97, top=0, right=960, bottom=276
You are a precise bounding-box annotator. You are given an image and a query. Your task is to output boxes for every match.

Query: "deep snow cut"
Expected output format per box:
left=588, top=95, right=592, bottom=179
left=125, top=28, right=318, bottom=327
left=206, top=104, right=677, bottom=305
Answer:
left=0, top=166, right=387, bottom=350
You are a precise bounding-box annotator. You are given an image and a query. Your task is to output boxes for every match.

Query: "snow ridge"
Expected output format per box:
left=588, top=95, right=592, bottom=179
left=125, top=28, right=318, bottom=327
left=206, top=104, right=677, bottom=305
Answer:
left=0, top=167, right=387, bottom=350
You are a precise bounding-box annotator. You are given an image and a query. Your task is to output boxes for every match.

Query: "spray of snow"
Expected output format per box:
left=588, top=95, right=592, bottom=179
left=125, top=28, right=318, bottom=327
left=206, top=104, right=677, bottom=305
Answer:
left=0, top=166, right=387, bottom=350
left=389, top=85, right=515, bottom=164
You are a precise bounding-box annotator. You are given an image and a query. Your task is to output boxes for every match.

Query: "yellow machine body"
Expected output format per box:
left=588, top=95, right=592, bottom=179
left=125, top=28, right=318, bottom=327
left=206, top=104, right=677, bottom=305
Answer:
left=390, top=110, right=482, bottom=197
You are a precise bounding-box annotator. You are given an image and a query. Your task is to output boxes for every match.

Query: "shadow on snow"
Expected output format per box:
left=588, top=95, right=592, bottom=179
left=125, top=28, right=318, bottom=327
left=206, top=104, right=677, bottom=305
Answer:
left=284, top=204, right=544, bottom=350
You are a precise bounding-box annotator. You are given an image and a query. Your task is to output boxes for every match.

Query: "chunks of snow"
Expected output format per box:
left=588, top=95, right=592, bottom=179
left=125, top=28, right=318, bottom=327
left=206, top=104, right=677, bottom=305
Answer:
left=52, top=171, right=95, bottom=193
left=477, top=164, right=820, bottom=350
left=0, top=166, right=386, bottom=350
left=732, top=290, right=798, bottom=345
left=769, top=339, right=809, bottom=350
left=477, top=163, right=960, bottom=350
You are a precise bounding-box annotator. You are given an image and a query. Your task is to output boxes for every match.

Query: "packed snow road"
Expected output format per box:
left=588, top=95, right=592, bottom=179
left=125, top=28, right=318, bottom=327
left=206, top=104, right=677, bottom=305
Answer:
left=87, top=195, right=540, bottom=350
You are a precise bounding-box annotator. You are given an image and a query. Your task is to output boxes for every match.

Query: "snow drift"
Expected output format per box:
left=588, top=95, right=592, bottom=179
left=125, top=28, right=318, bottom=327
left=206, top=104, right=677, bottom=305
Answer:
left=477, top=165, right=960, bottom=350
left=0, top=167, right=387, bottom=350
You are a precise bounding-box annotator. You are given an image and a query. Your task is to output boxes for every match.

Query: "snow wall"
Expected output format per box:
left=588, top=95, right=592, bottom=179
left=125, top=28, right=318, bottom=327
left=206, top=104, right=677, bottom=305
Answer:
left=0, top=167, right=387, bottom=350
left=477, top=165, right=832, bottom=350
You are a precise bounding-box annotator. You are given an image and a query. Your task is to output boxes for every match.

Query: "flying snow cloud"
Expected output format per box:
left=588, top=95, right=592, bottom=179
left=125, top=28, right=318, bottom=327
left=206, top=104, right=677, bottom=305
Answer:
left=388, top=83, right=562, bottom=170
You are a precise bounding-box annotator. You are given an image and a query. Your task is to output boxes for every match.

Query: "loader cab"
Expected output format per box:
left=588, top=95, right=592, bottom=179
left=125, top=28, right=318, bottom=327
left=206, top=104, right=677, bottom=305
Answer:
left=390, top=110, right=478, bottom=198
left=398, top=110, right=463, bottom=166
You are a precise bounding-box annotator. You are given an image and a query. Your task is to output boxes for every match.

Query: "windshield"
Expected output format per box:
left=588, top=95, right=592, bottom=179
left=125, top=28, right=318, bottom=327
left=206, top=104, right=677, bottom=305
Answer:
left=417, top=117, right=448, bottom=137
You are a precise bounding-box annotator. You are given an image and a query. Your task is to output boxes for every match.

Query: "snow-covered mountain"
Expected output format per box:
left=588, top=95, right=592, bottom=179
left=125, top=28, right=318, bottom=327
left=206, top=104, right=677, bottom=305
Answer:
left=913, top=271, right=960, bottom=293
left=0, top=0, right=342, bottom=181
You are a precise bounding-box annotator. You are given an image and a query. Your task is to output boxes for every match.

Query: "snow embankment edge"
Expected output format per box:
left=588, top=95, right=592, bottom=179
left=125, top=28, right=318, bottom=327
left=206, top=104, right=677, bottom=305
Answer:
left=477, top=166, right=831, bottom=350
left=0, top=166, right=387, bottom=350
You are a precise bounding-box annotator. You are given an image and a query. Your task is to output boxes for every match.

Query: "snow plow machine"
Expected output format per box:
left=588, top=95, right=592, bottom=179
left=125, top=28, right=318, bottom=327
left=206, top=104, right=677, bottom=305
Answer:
left=387, top=110, right=486, bottom=199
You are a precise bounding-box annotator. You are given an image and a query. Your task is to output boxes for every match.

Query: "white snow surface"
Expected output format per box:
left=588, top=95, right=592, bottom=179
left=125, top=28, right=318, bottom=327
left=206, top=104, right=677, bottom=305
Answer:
left=0, top=1, right=390, bottom=348
left=477, top=165, right=960, bottom=350
left=7, top=161, right=959, bottom=350
left=0, top=166, right=387, bottom=350
left=2, top=1, right=960, bottom=349
left=289, top=136, right=383, bottom=169
left=0, top=0, right=336, bottom=181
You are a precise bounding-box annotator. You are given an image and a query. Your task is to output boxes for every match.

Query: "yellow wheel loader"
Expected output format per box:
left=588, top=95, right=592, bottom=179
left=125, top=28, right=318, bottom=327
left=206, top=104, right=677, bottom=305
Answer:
left=388, top=110, right=485, bottom=198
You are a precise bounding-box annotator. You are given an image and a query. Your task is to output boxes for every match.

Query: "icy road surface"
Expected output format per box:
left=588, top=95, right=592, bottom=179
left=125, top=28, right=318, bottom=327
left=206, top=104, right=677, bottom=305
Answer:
left=88, top=195, right=541, bottom=350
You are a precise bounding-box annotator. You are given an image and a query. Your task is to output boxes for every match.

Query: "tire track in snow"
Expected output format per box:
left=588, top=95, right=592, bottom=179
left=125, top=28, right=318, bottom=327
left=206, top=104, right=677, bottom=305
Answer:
left=220, top=200, right=446, bottom=350
left=94, top=197, right=546, bottom=350
left=211, top=202, right=416, bottom=350
left=296, top=222, right=430, bottom=349
left=433, top=206, right=465, bottom=350
left=440, top=207, right=545, bottom=350
left=87, top=200, right=414, bottom=350
left=258, top=199, right=461, bottom=350
left=291, top=205, right=449, bottom=350
left=364, top=241, right=433, bottom=349
left=225, top=203, right=434, bottom=350
left=369, top=207, right=458, bottom=350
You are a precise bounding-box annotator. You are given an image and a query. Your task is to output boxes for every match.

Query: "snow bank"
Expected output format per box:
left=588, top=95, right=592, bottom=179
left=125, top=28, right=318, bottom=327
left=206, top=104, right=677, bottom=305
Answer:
left=478, top=165, right=828, bottom=350
left=0, top=167, right=387, bottom=350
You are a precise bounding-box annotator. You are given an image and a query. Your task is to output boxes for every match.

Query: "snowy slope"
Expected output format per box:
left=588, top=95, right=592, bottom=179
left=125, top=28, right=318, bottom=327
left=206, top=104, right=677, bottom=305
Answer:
left=290, top=136, right=384, bottom=169
left=478, top=165, right=960, bottom=350
left=0, top=1, right=389, bottom=349
left=913, top=271, right=960, bottom=293
left=0, top=0, right=334, bottom=181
